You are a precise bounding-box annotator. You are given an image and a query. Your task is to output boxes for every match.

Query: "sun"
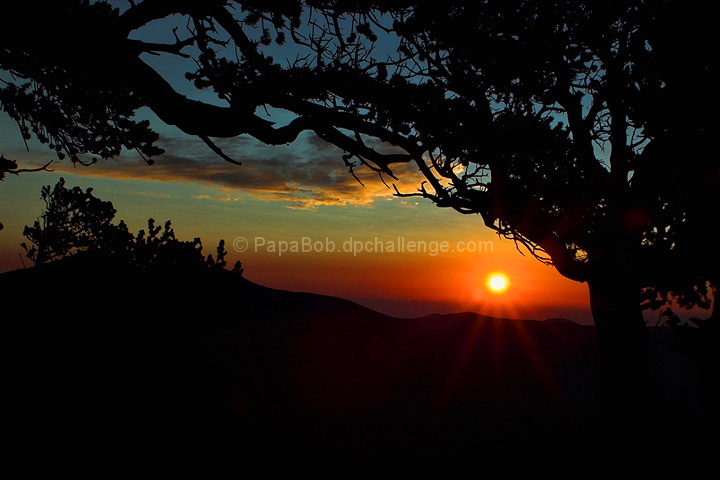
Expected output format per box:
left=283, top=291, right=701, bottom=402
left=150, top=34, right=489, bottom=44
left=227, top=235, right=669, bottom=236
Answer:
left=490, top=276, right=506, bottom=290
left=487, top=273, right=509, bottom=293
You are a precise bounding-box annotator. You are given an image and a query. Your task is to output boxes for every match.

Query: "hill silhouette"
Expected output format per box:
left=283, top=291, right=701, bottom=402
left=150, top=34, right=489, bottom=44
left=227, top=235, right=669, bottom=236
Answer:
left=1, top=257, right=704, bottom=457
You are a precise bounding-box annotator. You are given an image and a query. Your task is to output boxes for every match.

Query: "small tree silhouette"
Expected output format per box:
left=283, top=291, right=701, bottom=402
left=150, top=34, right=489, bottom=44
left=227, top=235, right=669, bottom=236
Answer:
left=21, top=178, right=130, bottom=264
left=130, top=218, right=241, bottom=272
left=21, top=178, right=242, bottom=274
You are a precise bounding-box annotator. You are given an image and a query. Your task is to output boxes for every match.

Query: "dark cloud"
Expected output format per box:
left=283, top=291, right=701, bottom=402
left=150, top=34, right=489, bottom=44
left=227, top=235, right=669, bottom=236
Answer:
left=49, top=132, right=424, bottom=209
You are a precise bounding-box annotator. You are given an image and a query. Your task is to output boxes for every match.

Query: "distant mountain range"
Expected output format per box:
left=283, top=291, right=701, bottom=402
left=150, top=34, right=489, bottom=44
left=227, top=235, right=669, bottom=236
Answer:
left=1, top=259, right=706, bottom=456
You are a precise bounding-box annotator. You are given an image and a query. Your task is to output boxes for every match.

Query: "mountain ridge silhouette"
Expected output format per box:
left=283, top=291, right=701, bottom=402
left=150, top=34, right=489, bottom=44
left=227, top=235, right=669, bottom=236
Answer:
left=2, top=259, right=702, bottom=455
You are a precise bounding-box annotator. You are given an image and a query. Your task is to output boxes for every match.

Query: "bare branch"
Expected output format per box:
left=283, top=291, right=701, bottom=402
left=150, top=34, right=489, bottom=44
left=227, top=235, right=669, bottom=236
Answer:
left=1, top=158, right=54, bottom=177
left=200, top=136, right=241, bottom=166
left=128, top=34, right=195, bottom=58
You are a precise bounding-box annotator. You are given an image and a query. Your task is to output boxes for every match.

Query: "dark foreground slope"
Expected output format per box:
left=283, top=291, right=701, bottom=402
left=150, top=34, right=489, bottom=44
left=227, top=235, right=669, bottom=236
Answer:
left=1, top=258, right=705, bottom=457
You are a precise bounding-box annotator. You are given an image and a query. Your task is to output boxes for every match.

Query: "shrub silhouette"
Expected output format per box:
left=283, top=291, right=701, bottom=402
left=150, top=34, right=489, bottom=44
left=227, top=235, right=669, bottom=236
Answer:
left=21, top=178, right=242, bottom=274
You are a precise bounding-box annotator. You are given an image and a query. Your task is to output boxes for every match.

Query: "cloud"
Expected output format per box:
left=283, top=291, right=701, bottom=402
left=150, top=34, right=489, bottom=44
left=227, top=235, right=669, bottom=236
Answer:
left=44, top=132, right=426, bottom=209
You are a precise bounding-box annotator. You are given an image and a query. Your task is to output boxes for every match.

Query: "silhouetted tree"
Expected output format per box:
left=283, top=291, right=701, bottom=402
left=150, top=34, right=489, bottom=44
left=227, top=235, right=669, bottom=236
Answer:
left=1, top=1, right=716, bottom=422
left=21, top=178, right=241, bottom=274
left=21, top=177, right=130, bottom=264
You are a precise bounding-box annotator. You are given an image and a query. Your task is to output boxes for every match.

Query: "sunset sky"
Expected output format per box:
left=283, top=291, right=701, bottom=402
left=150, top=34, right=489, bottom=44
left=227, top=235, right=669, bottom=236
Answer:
left=0, top=109, right=592, bottom=323
left=0, top=2, right=593, bottom=323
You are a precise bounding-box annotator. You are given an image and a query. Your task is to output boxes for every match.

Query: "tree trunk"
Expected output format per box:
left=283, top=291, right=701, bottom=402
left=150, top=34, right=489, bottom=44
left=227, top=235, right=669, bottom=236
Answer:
left=587, top=270, right=665, bottom=437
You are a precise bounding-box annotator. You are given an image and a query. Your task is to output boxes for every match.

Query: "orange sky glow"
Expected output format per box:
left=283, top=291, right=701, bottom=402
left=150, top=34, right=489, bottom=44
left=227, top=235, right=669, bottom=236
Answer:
left=0, top=111, right=593, bottom=324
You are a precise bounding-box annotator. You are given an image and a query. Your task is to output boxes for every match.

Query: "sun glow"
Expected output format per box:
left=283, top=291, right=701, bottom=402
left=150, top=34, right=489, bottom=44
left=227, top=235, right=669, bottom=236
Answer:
left=487, top=273, right=509, bottom=293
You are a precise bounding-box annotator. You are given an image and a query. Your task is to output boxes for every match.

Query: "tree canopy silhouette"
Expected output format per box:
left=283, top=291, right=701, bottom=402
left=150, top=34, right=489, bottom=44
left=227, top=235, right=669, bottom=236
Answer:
left=1, top=1, right=716, bottom=417
left=21, top=177, right=243, bottom=274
